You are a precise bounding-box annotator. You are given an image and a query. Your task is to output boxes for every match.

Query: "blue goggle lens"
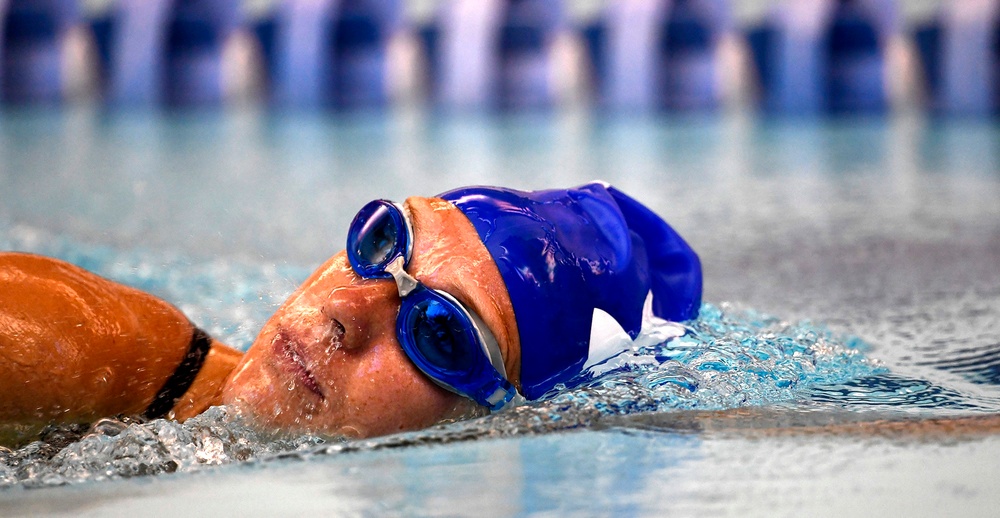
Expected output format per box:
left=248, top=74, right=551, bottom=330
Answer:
left=397, top=288, right=514, bottom=410
left=359, top=211, right=396, bottom=265
left=347, top=200, right=410, bottom=278
left=401, top=296, right=477, bottom=374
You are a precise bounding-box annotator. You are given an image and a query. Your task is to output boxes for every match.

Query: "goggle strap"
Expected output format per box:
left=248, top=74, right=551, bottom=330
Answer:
left=463, top=300, right=507, bottom=379
left=395, top=202, right=415, bottom=269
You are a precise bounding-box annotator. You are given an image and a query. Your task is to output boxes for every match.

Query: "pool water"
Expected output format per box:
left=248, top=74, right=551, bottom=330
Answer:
left=1, top=108, right=999, bottom=515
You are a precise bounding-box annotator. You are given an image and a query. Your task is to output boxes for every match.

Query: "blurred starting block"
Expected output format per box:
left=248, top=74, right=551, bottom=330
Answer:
left=92, top=0, right=241, bottom=107
left=254, top=0, right=402, bottom=109
left=583, top=0, right=731, bottom=112
left=419, top=0, right=565, bottom=111
left=746, top=0, right=898, bottom=115
left=913, top=0, right=1000, bottom=116
left=0, top=0, right=78, bottom=104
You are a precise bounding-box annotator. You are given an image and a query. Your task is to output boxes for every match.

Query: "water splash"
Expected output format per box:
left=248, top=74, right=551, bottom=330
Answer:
left=545, top=304, right=884, bottom=416
left=0, top=408, right=325, bottom=489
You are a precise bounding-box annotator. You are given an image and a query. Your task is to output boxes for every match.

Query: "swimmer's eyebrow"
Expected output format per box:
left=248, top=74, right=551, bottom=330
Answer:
left=143, top=326, right=213, bottom=419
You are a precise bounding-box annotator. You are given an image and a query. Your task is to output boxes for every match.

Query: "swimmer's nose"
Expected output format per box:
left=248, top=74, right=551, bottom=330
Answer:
left=323, top=279, right=399, bottom=351
left=304, top=315, right=346, bottom=352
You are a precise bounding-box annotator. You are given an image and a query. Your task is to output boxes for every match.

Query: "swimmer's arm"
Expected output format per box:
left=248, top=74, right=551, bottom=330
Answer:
left=0, top=253, right=242, bottom=440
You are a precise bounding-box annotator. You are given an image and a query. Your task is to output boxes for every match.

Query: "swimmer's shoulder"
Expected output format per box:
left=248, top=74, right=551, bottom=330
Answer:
left=0, top=252, right=241, bottom=443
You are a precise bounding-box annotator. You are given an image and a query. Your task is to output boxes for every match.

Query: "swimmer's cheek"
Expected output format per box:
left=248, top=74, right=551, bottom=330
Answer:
left=331, top=360, right=484, bottom=437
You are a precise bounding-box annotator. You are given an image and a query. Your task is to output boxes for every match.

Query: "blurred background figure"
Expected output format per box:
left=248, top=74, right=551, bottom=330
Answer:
left=254, top=0, right=402, bottom=109
left=746, top=0, right=899, bottom=115
left=0, top=0, right=78, bottom=104
left=913, top=0, right=1000, bottom=117
left=419, top=0, right=565, bottom=111
left=582, top=0, right=731, bottom=113
left=91, top=0, right=242, bottom=107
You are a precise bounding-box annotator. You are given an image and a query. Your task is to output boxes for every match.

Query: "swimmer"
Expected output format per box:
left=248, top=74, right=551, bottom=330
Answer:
left=0, top=182, right=701, bottom=443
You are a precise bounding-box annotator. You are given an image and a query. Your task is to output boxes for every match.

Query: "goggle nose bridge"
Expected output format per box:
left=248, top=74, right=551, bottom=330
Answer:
left=385, top=256, right=419, bottom=297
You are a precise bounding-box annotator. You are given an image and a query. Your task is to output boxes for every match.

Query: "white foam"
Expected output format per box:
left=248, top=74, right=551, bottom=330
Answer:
left=584, top=292, right=687, bottom=371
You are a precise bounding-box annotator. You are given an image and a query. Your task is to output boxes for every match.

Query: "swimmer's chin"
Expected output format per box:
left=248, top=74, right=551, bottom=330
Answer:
left=220, top=383, right=331, bottom=438
left=221, top=360, right=317, bottom=428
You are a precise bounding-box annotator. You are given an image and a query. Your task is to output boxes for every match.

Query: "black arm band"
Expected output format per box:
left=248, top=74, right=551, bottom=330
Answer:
left=143, top=326, right=213, bottom=419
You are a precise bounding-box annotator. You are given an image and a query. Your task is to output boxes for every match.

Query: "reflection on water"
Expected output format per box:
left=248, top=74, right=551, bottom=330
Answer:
left=919, top=347, right=1000, bottom=386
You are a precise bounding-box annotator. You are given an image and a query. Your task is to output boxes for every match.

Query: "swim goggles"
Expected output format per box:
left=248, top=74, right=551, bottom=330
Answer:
left=346, top=200, right=518, bottom=411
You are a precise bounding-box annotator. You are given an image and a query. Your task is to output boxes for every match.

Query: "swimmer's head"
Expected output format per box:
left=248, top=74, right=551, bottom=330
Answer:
left=222, top=182, right=701, bottom=437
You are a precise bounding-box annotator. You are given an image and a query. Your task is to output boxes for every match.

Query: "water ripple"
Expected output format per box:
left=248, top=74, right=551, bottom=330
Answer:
left=808, top=374, right=985, bottom=410
left=915, top=344, right=1000, bottom=385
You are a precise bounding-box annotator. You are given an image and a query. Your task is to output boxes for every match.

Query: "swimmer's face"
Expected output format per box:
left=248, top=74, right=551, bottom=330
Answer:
left=222, top=197, right=520, bottom=438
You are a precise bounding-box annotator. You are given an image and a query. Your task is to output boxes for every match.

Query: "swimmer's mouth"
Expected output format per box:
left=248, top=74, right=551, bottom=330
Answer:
left=273, top=331, right=325, bottom=400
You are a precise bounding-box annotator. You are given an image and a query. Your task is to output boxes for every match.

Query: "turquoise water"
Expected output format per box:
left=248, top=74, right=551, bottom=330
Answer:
left=1, top=109, right=999, bottom=514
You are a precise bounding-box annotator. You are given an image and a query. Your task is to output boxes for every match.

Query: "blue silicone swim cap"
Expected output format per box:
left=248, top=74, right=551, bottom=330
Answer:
left=440, top=182, right=702, bottom=400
